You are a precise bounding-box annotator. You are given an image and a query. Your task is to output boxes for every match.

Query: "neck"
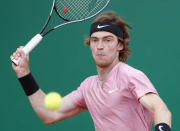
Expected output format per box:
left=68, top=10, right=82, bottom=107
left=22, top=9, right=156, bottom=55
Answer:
left=97, top=60, right=119, bottom=81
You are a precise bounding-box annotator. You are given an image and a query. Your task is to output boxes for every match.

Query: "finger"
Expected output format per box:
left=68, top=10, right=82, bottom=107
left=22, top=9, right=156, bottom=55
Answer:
left=12, top=62, right=17, bottom=69
left=17, top=52, right=20, bottom=57
left=17, top=48, right=23, bottom=56
left=16, top=46, right=24, bottom=55
left=19, top=49, right=26, bottom=57
left=19, top=46, right=24, bottom=49
left=26, top=54, right=29, bottom=61
left=12, top=52, right=16, bottom=57
left=16, top=47, right=20, bottom=52
left=14, top=54, right=19, bottom=60
left=10, top=55, right=14, bottom=60
left=18, top=46, right=24, bottom=53
left=10, top=55, right=16, bottom=61
left=13, top=50, right=20, bottom=60
left=12, top=52, right=17, bottom=58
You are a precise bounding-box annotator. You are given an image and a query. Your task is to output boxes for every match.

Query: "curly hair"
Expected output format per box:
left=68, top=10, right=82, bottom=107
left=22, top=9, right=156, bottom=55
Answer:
left=85, top=11, right=132, bottom=62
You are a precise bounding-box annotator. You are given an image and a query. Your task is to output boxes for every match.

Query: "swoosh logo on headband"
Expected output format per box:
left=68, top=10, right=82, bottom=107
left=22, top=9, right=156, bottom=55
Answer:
left=97, top=25, right=110, bottom=29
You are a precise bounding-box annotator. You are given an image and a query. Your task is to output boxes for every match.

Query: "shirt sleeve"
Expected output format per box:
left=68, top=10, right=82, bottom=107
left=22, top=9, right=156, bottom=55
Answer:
left=67, top=80, right=87, bottom=109
left=129, top=70, right=158, bottom=100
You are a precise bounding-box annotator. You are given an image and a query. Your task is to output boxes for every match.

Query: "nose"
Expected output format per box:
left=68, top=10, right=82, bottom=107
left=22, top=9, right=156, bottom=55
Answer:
left=97, top=40, right=104, bottom=50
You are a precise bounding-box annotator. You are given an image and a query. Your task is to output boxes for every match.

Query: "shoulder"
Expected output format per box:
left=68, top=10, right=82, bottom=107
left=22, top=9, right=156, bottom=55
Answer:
left=78, top=75, right=97, bottom=90
left=118, top=62, right=145, bottom=78
left=119, top=63, right=155, bottom=90
left=82, top=75, right=97, bottom=83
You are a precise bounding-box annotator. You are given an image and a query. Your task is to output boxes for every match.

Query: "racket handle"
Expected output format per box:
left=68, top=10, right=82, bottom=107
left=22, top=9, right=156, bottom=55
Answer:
left=12, top=34, right=43, bottom=65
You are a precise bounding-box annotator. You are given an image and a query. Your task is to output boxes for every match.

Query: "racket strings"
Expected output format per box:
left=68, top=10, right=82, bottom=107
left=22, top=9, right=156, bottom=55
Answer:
left=55, top=0, right=108, bottom=20
left=87, top=1, right=105, bottom=17
left=62, top=1, right=85, bottom=20
left=56, top=0, right=88, bottom=19
left=57, top=2, right=78, bottom=19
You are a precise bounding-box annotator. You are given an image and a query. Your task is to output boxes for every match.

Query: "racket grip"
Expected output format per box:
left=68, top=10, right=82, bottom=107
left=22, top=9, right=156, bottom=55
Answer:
left=12, top=34, right=43, bottom=65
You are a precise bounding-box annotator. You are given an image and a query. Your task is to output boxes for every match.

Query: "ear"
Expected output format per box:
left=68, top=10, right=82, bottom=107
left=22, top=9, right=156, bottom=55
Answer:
left=117, top=42, right=124, bottom=51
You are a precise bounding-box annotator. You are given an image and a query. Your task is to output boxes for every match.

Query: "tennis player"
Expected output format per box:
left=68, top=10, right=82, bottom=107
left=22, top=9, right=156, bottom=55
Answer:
left=10, top=11, right=171, bottom=131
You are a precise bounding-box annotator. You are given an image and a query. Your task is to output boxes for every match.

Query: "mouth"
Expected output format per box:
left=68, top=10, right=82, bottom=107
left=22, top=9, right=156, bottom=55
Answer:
left=96, top=54, right=105, bottom=56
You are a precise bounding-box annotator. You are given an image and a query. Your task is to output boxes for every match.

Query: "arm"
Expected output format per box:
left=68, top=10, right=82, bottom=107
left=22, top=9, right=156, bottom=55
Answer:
left=10, top=47, right=84, bottom=124
left=139, top=93, right=171, bottom=129
left=28, top=90, right=84, bottom=124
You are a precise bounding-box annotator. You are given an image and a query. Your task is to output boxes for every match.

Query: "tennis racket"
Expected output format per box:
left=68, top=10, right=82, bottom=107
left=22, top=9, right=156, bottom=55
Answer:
left=12, top=0, right=110, bottom=65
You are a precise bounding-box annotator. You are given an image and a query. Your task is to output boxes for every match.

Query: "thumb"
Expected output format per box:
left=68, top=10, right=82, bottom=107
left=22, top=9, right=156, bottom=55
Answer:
left=18, top=48, right=26, bottom=58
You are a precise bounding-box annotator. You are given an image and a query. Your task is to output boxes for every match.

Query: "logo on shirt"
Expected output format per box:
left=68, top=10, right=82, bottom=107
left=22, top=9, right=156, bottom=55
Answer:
left=159, top=125, right=164, bottom=131
left=108, top=88, right=118, bottom=94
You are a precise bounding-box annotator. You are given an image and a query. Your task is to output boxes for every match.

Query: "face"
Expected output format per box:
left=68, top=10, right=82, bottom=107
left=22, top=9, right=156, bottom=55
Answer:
left=90, top=31, right=123, bottom=68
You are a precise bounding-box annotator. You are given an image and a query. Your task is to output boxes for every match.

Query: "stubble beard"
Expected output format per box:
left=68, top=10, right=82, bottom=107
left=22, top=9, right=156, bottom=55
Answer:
left=94, top=58, right=112, bottom=68
left=94, top=55, right=119, bottom=69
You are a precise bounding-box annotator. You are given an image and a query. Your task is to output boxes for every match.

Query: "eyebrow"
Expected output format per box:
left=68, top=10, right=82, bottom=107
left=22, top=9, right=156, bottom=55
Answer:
left=90, top=35, right=114, bottom=39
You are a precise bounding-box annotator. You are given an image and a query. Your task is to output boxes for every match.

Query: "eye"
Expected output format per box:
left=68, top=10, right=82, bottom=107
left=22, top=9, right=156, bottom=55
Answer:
left=104, top=38, right=112, bottom=43
left=90, top=38, right=98, bottom=43
left=106, top=39, right=111, bottom=42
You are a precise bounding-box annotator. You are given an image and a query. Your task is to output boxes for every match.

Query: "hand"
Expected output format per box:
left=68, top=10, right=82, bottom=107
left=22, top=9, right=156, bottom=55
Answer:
left=10, top=46, right=30, bottom=78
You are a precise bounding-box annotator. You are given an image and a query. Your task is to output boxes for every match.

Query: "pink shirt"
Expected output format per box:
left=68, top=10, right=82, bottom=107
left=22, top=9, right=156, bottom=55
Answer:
left=68, top=62, right=157, bottom=131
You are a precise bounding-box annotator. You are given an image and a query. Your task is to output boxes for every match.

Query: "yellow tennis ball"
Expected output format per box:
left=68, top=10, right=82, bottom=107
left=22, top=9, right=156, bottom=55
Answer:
left=44, top=92, right=62, bottom=111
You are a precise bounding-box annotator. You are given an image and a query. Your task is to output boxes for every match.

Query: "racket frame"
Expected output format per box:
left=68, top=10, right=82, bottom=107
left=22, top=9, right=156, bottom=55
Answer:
left=11, top=0, right=110, bottom=65
left=40, top=0, right=110, bottom=37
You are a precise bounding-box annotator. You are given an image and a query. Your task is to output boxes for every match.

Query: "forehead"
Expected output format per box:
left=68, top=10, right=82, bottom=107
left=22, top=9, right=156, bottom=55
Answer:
left=91, top=31, right=117, bottom=38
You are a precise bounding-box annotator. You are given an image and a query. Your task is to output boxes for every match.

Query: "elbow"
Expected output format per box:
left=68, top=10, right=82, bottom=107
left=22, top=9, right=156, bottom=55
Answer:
left=42, top=119, right=60, bottom=125
left=42, top=120, right=54, bottom=125
left=41, top=117, right=60, bottom=125
left=41, top=115, right=63, bottom=125
left=38, top=112, right=65, bottom=125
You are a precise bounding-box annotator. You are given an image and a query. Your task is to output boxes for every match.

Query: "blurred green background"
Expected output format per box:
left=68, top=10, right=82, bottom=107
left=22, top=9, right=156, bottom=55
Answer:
left=1, top=0, right=179, bottom=130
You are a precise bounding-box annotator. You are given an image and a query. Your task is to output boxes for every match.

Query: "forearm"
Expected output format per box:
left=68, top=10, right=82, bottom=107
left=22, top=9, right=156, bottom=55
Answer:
left=154, top=107, right=172, bottom=127
left=153, top=102, right=172, bottom=131
left=28, top=89, right=60, bottom=124
left=139, top=94, right=172, bottom=130
left=18, top=73, right=60, bottom=124
left=11, top=48, right=72, bottom=124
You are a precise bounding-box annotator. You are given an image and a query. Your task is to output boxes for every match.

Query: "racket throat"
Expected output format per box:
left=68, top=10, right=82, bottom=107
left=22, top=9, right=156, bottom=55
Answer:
left=40, top=15, right=52, bottom=35
left=41, top=28, right=55, bottom=37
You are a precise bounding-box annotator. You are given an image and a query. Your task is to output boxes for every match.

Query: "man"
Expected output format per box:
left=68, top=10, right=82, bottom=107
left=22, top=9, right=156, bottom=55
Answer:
left=10, top=11, right=171, bottom=131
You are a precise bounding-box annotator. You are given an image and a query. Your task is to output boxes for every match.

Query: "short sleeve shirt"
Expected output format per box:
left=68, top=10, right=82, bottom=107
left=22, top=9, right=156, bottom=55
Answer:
left=68, top=62, right=157, bottom=131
